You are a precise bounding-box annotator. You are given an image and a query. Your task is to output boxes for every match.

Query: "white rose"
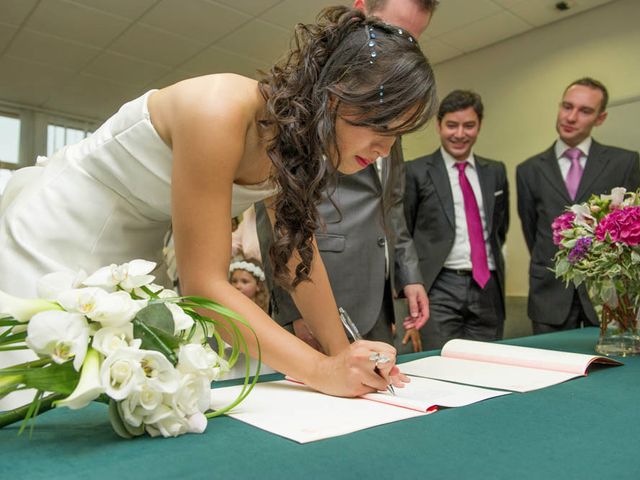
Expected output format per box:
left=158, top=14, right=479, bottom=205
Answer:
left=178, top=343, right=227, bottom=382
left=92, top=324, right=141, bottom=357
left=117, top=384, right=164, bottom=428
left=145, top=405, right=189, bottom=438
left=84, top=259, right=156, bottom=292
left=101, top=348, right=145, bottom=400
left=165, top=303, right=194, bottom=333
left=170, top=373, right=210, bottom=416
left=186, top=412, right=207, bottom=434
left=26, top=310, right=89, bottom=370
left=55, top=348, right=104, bottom=409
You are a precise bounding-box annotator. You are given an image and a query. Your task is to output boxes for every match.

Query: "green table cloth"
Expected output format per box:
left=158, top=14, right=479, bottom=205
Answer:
left=1, top=327, right=638, bottom=480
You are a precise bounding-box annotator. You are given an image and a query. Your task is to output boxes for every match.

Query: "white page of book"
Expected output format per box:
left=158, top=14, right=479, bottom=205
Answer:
left=210, top=380, right=430, bottom=443
left=442, top=339, right=620, bottom=374
left=400, top=356, right=585, bottom=392
left=363, top=376, right=510, bottom=409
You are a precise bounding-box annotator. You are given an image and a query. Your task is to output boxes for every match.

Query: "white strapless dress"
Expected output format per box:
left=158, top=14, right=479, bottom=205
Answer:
left=0, top=90, right=277, bottom=409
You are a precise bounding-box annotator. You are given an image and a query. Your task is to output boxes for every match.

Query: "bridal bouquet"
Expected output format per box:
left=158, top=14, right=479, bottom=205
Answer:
left=552, top=187, right=640, bottom=354
left=0, top=260, right=258, bottom=438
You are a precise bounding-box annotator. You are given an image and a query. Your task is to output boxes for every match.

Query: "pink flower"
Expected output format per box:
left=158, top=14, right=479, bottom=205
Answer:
left=552, top=212, right=576, bottom=246
left=595, top=206, right=640, bottom=245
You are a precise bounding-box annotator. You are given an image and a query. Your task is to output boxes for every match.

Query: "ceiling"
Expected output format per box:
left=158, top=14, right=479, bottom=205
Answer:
left=0, top=0, right=617, bottom=121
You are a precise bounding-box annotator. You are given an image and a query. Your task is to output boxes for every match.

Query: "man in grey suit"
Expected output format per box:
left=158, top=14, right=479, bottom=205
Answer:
left=256, top=0, right=437, bottom=352
left=405, top=90, right=509, bottom=350
left=517, top=77, right=640, bottom=334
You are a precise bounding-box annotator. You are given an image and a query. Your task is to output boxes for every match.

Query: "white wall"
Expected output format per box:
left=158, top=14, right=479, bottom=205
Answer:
left=402, top=0, right=640, bottom=296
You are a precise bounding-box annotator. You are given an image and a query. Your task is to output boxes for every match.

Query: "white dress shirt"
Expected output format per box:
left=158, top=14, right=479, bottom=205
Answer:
left=441, top=147, right=496, bottom=271
left=555, top=137, right=591, bottom=180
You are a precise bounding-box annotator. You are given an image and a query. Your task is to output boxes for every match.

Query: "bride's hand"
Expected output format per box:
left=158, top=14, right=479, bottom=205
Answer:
left=307, top=340, right=406, bottom=397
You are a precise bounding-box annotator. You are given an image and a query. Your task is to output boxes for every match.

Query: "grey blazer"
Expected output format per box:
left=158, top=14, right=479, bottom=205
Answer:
left=256, top=141, right=424, bottom=334
left=516, top=140, right=640, bottom=326
left=404, top=149, right=509, bottom=314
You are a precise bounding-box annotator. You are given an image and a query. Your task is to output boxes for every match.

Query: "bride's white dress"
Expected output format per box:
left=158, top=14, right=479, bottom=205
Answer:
left=0, top=90, right=277, bottom=409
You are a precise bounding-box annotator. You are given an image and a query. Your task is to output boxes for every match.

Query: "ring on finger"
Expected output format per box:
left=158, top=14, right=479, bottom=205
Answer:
left=368, top=352, right=391, bottom=365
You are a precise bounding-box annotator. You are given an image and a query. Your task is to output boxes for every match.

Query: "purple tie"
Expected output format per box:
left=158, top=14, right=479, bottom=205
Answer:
left=455, top=162, right=490, bottom=288
left=564, top=148, right=583, bottom=200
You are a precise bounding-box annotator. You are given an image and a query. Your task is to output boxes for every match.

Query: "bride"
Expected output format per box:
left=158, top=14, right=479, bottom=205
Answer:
left=0, top=6, right=436, bottom=408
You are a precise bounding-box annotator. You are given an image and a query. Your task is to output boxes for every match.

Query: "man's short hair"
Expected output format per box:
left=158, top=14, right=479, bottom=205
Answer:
left=437, top=90, right=484, bottom=123
left=365, top=0, right=439, bottom=13
left=565, top=77, right=609, bottom=113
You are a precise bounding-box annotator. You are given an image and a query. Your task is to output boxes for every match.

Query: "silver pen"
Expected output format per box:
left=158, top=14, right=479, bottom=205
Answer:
left=338, top=307, right=396, bottom=395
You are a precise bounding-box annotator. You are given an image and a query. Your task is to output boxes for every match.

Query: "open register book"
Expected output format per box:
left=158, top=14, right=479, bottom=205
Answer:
left=210, top=339, right=622, bottom=443
left=400, top=339, right=622, bottom=392
left=210, top=376, right=510, bottom=443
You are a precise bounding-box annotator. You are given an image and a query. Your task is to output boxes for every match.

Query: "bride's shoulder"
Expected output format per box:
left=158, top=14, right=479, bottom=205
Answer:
left=150, top=74, right=262, bottom=146
left=160, top=74, right=260, bottom=120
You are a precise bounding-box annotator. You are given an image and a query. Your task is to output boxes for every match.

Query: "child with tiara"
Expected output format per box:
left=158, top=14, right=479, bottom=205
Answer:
left=229, top=257, right=269, bottom=313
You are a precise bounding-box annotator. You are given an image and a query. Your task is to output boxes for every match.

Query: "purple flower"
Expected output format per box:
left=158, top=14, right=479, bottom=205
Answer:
left=595, top=206, right=640, bottom=245
left=552, top=212, right=576, bottom=246
left=567, top=237, right=592, bottom=263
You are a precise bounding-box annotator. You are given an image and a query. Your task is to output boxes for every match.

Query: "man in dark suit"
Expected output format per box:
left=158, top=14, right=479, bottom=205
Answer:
left=256, top=0, right=438, bottom=352
left=517, top=77, right=640, bottom=334
left=405, top=90, right=509, bottom=350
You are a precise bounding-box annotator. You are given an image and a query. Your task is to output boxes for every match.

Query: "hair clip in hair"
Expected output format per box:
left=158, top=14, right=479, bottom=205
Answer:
left=379, top=85, right=384, bottom=103
left=367, top=25, right=378, bottom=64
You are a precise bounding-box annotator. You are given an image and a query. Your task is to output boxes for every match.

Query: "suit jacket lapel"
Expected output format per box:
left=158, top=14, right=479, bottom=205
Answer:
left=476, top=157, right=495, bottom=234
left=539, top=145, right=571, bottom=202
left=576, top=140, right=608, bottom=202
left=428, top=150, right=455, bottom=228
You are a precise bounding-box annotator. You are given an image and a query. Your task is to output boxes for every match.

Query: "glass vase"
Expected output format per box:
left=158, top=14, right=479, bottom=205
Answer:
left=594, top=294, right=640, bottom=356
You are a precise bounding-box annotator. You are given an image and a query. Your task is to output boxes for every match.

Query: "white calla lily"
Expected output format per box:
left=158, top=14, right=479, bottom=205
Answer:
left=84, top=260, right=156, bottom=292
left=26, top=310, right=90, bottom=370
left=0, top=289, right=61, bottom=322
left=55, top=348, right=104, bottom=409
left=600, top=187, right=626, bottom=207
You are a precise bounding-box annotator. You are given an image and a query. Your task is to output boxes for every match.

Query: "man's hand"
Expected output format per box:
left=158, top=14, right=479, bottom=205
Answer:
left=402, top=283, right=429, bottom=330
left=402, top=328, right=422, bottom=353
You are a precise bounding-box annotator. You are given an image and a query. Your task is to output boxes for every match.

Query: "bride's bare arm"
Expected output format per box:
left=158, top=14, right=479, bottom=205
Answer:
left=154, top=77, right=395, bottom=396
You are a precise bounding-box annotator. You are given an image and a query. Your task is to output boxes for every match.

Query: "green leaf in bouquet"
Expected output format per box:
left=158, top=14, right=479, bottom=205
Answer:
left=601, top=280, right=618, bottom=307
left=631, top=251, right=640, bottom=264
left=18, top=360, right=80, bottom=395
left=573, top=271, right=585, bottom=287
left=133, top=304, right=179, bottom=364
left=555, top=258, right=570, bottom=277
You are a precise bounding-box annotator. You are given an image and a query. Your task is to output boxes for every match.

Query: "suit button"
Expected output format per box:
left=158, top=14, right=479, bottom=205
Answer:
left=377, top=237, right=386, bottom=247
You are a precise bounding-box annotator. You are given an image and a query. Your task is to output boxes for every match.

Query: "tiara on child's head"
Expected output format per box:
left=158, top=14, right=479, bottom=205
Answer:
left=229, top=261, right=265, bottom=282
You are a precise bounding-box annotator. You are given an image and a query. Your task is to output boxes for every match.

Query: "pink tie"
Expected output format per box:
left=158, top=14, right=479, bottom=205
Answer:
left=564, top=148, right=583, bottom=200
left=455, top=162, right=490, bottom=288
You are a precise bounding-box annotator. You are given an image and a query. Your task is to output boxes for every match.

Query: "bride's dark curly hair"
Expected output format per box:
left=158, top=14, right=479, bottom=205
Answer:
left=258, top=5, right=437, bottom=290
